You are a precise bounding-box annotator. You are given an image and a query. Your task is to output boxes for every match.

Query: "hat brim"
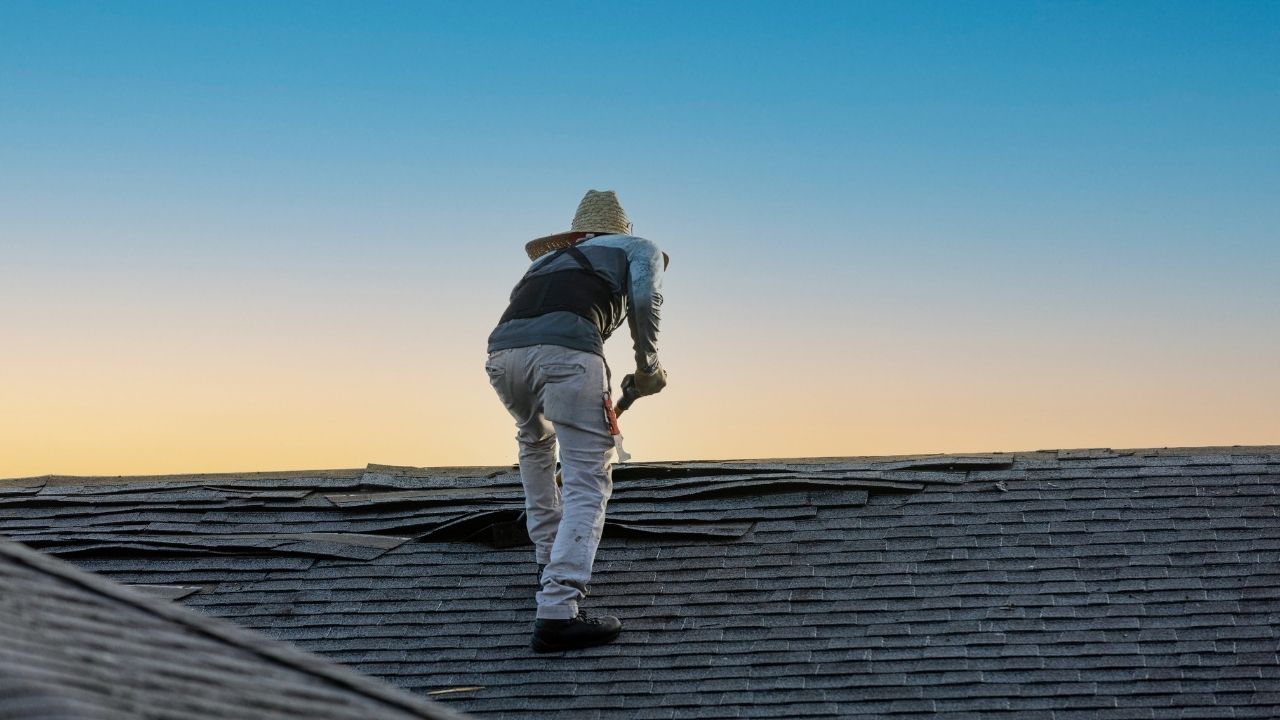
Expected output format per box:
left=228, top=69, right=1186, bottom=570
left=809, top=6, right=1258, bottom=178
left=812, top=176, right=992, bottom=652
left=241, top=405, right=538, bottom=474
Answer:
left=525, top=231, right=671, bottom=270
left=524, top=231, right=598, bottom=261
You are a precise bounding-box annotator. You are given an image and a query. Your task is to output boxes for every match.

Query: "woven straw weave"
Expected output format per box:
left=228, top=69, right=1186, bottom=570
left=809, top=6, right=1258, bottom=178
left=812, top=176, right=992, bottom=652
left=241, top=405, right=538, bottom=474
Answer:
left=525, top=190, right=632, bottom=260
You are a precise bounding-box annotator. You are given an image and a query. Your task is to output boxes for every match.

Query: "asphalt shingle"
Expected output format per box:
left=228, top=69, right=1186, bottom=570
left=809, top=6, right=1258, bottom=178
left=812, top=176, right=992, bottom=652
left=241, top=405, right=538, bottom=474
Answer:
left=1, top=447, right=1277, bottom=718
left=0, top=537, right=467, bottom=720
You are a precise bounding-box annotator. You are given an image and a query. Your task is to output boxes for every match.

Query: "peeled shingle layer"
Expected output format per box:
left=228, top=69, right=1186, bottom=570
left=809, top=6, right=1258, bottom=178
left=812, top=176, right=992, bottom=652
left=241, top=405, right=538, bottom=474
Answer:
left=2, top=447, right=1277, bottom=718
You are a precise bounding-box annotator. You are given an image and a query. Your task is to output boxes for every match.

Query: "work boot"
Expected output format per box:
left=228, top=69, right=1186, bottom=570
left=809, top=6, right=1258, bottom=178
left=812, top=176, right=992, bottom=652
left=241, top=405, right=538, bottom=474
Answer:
left=531, top=613, right=622, bottom=653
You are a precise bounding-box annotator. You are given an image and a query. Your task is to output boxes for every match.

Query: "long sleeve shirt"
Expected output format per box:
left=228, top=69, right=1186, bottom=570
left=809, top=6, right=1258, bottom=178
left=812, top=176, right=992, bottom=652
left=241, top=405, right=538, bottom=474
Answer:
left=487, top=234, right=665, bottom=370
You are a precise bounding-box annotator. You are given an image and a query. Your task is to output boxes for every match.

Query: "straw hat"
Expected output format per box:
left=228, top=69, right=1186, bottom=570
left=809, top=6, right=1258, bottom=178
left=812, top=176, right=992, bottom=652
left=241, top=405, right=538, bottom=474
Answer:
left=525, top=190, right=633, bottom=261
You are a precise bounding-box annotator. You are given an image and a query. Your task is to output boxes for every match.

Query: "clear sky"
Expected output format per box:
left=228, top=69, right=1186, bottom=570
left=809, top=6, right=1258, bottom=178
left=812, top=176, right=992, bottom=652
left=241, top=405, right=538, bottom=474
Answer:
left=2, top=1, right=1277, bottom=477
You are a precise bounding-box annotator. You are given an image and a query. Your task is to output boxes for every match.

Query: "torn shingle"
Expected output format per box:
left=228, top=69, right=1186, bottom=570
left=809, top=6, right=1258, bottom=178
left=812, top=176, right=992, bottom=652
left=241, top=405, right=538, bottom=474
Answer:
left=1, top=447, right=1277, bottom=719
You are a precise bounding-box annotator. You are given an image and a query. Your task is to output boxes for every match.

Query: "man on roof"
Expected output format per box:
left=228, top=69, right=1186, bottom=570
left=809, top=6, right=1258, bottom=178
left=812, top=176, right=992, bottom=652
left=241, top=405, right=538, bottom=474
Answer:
left=485, top=189, right=668, bottom=652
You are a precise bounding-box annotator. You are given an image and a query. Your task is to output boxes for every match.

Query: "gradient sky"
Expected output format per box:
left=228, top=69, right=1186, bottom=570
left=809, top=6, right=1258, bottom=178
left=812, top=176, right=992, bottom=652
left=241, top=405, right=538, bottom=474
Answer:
left=2, top=1, right=1277, bottom=477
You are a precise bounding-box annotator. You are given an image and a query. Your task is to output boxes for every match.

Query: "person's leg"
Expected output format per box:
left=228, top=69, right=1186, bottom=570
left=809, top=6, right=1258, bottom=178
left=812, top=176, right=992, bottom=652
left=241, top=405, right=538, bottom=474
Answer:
left=485, top=347, right=560, bottom=565
left=531, top=347, right=615, bottom=620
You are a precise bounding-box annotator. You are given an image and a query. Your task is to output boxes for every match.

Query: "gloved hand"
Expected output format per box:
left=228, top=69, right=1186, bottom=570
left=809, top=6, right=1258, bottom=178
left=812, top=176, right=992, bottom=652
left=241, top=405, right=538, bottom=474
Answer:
left=622, top=363, right=667, bottom=399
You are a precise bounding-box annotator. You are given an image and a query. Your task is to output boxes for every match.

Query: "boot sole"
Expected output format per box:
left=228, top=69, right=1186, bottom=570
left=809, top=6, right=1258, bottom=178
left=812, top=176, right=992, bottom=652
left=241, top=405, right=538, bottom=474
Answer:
left=531, top=627, right=621, bottom=653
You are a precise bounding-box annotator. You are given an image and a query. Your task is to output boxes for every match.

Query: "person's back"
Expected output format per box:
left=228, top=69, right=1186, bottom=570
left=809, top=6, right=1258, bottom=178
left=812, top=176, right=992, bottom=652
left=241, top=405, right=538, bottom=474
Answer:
left=484, top=190, right=668, bottom=652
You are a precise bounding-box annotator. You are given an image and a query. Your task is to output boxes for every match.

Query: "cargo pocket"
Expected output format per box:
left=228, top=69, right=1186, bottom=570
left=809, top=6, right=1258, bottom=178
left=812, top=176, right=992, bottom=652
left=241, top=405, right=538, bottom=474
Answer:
left=484, top=363, right=507, bottom=399
left=541, top=362, right=593, bottom=430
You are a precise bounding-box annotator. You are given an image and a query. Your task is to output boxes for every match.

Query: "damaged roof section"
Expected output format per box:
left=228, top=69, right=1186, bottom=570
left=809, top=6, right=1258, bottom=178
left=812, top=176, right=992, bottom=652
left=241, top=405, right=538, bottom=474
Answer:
left=1, top=460, right=940, bottom=558
left=0, top=536, right=468, bottom=720
left=3, top=447, right=1276, bottom=719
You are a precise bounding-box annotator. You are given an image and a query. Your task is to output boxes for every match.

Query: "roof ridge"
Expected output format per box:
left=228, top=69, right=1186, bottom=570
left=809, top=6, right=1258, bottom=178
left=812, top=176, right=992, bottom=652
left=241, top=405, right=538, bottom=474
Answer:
left=4, top=445, right=1276, bottom=486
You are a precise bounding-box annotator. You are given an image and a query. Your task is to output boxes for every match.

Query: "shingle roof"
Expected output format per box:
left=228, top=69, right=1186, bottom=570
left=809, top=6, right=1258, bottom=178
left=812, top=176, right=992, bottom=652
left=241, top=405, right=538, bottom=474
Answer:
left=0, top=536, right=470, bottom=720
left=2, top=447, right=1278, bottom=719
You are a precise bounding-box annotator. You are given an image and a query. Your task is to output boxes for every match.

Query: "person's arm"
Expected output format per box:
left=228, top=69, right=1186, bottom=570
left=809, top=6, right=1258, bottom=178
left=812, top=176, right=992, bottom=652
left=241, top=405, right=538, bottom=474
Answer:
left=623, top=236, right=664, bottom=372
left=614, top=236, right=667, bottom=401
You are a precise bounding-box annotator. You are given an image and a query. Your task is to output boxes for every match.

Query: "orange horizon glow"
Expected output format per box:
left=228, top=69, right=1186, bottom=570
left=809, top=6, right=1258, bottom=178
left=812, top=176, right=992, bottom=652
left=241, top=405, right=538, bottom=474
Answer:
left=4, top=260, right=1276, bottom=479
left=3, top=4, right=1277, bottom=479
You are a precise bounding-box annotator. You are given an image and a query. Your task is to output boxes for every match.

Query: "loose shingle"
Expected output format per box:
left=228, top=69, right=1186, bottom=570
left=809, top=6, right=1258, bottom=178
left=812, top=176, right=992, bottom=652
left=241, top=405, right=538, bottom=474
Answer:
left=2, top=448, right=1278, bottom=718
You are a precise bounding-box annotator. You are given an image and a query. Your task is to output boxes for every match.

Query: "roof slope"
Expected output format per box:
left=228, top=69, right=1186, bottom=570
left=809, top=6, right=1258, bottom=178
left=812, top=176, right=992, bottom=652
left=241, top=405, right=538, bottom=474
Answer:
left=2, top=447, right=1278, bottom=718
left=0, top=537, right=469, bottom=720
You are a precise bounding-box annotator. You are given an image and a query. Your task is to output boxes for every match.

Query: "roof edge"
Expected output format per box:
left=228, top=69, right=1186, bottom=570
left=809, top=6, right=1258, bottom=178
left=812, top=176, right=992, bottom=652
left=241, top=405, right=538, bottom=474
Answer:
left=0, top=538, right=472, bottom=720
left=3, top=445, right=1276, bottom=486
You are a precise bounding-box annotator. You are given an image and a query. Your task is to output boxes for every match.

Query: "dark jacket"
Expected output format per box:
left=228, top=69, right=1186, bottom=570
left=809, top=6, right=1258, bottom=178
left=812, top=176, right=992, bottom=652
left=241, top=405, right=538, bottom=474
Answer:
left=487, top=234, right=664, bottom=370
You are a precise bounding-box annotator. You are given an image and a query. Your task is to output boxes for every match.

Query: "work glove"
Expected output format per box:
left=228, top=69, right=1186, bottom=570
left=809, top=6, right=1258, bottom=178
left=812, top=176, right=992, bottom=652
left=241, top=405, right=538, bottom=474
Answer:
left=622, top=363, right=667, bottom=399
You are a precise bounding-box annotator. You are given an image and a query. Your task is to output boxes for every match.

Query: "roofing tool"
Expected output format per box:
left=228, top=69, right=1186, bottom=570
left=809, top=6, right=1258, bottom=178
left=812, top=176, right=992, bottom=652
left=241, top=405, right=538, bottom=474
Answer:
left=605, top=390, right=633, bottom=462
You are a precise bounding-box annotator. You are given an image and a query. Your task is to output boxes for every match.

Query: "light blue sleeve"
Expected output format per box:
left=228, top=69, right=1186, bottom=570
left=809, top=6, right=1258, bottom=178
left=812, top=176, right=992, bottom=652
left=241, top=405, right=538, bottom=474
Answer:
left=579, top=234, right=665, bottom=369
left=622, top=236, right=665, bottom=370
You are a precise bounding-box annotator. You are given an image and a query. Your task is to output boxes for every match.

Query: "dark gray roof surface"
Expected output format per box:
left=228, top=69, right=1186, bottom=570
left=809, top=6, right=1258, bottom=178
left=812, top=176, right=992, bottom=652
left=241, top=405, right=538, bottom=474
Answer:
left=2, top=447, right=1278, bottom=719
left=0, top=536, right=469, bottom=720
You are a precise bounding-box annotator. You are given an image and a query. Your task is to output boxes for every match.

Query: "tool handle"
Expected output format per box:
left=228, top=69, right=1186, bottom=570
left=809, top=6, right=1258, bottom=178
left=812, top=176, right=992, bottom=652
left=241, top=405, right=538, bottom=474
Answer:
left=615, top=388, right=639, bottom=416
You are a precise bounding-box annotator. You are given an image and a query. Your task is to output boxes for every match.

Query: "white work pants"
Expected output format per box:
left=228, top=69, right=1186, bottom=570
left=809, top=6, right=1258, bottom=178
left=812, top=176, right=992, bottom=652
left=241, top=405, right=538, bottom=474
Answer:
left=484, top=345, right=615, bottom=619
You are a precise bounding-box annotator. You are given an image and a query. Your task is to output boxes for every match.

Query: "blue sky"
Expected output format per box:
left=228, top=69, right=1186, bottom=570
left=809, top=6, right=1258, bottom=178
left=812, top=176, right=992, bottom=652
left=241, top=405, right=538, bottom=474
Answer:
left=5, top=2, right=1276, bottom=275
left=2, top=1, right=1277, bottom=474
